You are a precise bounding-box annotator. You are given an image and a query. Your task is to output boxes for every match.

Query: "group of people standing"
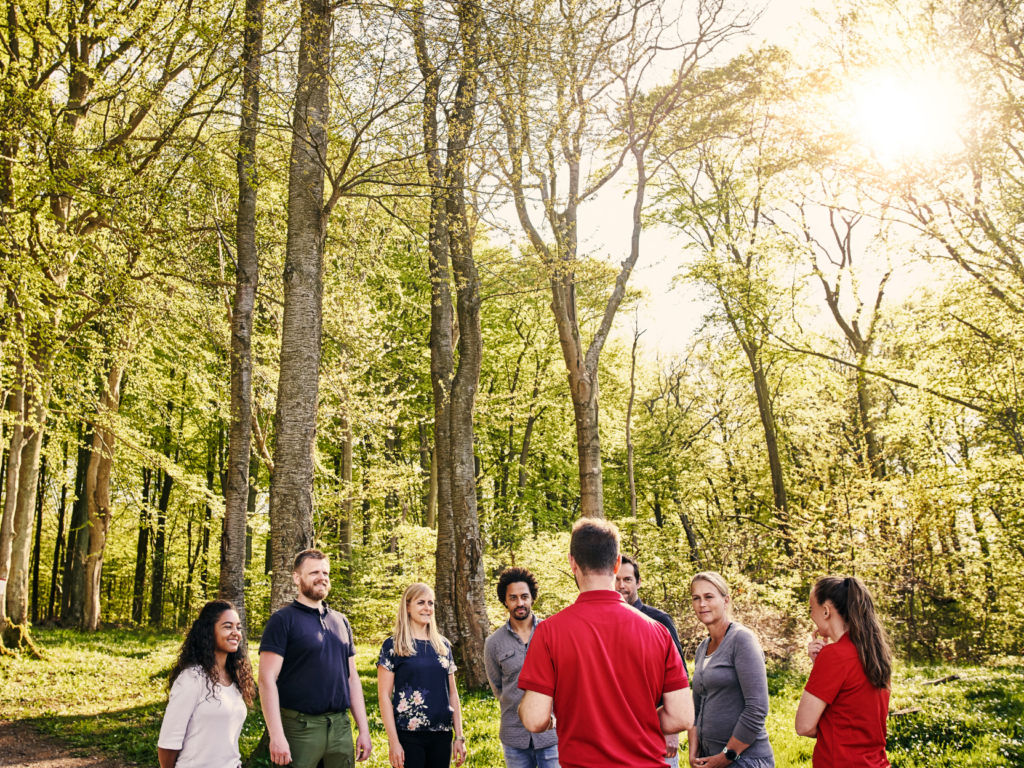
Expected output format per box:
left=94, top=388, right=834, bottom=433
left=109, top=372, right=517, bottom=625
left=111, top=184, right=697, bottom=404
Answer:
left=156, top=518, right=894, bottom=768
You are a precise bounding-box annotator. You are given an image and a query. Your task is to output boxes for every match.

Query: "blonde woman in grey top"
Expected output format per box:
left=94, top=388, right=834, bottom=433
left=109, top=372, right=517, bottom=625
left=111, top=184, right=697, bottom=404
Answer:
left=688, top=573, right=774, bottom=768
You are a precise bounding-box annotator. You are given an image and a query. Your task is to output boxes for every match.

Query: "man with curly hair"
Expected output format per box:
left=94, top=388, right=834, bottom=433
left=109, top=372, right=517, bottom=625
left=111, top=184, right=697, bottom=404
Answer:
left=485, top=566, right=559, bottom=768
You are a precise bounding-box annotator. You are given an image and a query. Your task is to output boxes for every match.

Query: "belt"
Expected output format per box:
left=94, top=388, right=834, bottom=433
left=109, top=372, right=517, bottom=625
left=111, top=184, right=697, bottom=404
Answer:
left=280, top=708, right=349, bottom=722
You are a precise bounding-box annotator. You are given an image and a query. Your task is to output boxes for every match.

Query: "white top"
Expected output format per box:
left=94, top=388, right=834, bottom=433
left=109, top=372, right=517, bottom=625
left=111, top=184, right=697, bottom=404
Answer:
left=158, top=666, right=248, bottom=768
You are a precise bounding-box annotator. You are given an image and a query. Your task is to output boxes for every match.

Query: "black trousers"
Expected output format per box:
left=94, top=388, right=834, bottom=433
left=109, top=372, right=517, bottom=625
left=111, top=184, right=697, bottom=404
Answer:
left=397, top=730, right=453, bottom=768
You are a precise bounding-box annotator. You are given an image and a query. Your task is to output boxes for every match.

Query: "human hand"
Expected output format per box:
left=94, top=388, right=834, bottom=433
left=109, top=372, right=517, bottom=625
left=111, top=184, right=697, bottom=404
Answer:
left=693, top=753, right=731, bottom=768
left=453, top=738, right=467, bottom=766
left=665, top=732, right=679, bottom=758
left=355, top=731, right=373, bottom=762
left=269, top=734, right=291, bottom=766
left=808, top=630, right=827, bottom=662
left=388, top=739, right=405, bottom=768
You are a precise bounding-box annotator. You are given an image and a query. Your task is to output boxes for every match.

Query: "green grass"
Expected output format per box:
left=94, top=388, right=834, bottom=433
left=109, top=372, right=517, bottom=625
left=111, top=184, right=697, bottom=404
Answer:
left=1, top=627, right=1021, bottom=767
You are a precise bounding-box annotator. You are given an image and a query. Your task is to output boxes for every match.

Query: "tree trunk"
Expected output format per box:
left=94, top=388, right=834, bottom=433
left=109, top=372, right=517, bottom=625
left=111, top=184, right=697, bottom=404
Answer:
left=132, top=469, right=151, bottom=624
left=0, top=385, right=24, bottom=623
left=413, top=8, right=457, bottom=640
left=268, top=0, right=331, bottom=612
left=626, top=327, right=640, bottom=550
left=30, top=454, right=46, bottom=623
left=83, top=361, right=126, bottom=631
left=426, top=448, right=437, bottom=530
left=443, top=0, right=490, bottom=688
left=62, top=428, right=91, bottom=624
left=247, top=452, right=259, bottom=567
left=47, top=443, right=68, bottom=620
left=220, top=0, right=263, bottom=637
left=150, top=467, right=174, bottom=626
left=8, top=382, right=48, bottom=625
left=418, top=422, right=431, bottom=523
left=571, top=385, right=604, bottom=518
left=339, top=416, right=353, bottom=559
left=749, top=359, right=793, bottom=556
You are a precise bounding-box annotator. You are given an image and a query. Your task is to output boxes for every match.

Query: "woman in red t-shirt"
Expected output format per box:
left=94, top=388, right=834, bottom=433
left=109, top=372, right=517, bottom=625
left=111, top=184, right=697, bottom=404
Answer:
left=795, top=576, right=893, bottom=768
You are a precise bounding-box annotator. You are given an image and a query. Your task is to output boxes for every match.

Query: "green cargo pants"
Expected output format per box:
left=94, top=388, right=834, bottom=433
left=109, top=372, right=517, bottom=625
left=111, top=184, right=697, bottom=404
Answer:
left=280, top=708, right=354, bottom=768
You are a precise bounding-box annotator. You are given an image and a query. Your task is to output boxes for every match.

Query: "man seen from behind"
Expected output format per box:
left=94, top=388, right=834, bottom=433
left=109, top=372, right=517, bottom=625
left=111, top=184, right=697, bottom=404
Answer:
left=517, top=518, right=693, bottom=767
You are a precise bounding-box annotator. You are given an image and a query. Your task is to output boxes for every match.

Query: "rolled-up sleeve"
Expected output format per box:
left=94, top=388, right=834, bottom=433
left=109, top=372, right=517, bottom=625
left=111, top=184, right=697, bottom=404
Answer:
left=731, top=630, right=770, bottom=745
left=157, top=668, right=203, bottom=750
left=484, top=635, right=502, bottom=699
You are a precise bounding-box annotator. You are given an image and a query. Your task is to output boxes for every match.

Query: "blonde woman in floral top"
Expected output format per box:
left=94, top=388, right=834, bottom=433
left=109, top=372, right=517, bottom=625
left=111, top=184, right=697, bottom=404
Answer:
left=378, top=583, right=467, bottom=768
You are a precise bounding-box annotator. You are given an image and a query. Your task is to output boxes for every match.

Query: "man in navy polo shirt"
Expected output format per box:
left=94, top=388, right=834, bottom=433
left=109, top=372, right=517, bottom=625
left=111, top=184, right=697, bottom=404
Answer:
left=617, top=553, right=689, bottom=767
left=517, top=519, right=693, bottom=768
left=259, top=549, right=372, bottom=767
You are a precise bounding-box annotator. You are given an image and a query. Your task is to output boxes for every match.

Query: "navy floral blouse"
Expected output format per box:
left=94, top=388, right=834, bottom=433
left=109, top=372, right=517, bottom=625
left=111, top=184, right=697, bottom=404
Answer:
left=377, top=636, right=457, bottom=732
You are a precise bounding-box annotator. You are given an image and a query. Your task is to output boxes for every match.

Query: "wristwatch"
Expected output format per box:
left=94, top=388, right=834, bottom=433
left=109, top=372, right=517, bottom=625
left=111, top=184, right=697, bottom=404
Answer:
left=721, top=746, right=738, bottom=762
left=453, top=736, right=466, bottom=743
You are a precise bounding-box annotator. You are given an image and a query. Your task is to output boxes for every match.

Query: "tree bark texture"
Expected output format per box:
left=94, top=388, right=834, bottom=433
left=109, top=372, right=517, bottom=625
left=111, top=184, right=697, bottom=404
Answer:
left=413, top=0, right=490, bottom=686
left=83, top=361, right=126, bottom=631
left=413, top=8, right=458, bottom=641
left=268, top=0, right=331, bottom=612
left=30, top=454, right=46, bottom=623
left=150, top=466, right=174, bottom=626
left=339, top=416, right=353, bottom=559
left=626, top=328, right=640, bottom=551
left=47, top=446, right=68, bottom=620
left=61, top=431, right=91, bottom=625
left=220, top=0, right=264, bottom=635
left=446, top=0, right=490, bottom=687
left=0, top=385, right=24, bottom=624
left=7, top=380, right=48, bottom=626
left=131, top=469, right=150, bottom=624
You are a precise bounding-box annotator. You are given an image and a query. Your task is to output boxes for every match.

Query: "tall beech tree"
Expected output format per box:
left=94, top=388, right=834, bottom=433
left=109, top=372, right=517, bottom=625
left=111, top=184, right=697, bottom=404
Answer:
left=220, top=0, right=264, bottom=635
left=411, top=0, right=491, bottom=687
left=487, top=0, right=747, bottom=517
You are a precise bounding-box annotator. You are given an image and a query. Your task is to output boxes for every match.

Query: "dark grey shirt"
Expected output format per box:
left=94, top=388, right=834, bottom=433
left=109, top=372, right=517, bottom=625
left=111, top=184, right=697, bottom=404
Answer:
left=484, top=615, right=558, bottom=750
left=692, top=622, right=774, bottom=761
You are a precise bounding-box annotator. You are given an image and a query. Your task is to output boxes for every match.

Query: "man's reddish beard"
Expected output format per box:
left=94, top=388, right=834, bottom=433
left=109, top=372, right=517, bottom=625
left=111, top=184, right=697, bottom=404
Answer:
left=300, top=578, right=329, bottom=600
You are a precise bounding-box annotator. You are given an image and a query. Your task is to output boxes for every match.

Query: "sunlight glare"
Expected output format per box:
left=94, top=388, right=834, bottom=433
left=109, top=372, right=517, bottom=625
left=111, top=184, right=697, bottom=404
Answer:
left=853, top=74, right=965, bottom=164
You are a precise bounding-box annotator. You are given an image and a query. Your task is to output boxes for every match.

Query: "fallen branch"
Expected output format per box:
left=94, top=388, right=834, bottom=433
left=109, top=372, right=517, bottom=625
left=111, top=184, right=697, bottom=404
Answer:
left=923, top=674, right=960, bottom=686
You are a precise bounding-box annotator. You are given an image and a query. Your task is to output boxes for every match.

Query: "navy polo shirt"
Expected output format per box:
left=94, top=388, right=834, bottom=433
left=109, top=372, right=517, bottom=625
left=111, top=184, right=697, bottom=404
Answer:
left=259, top=600, right=355, bottom=715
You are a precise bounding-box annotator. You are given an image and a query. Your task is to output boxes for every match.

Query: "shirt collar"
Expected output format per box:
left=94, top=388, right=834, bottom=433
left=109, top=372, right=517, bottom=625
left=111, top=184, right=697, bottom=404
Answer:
left=291, top=599, right=330, bottom=615
left=504, top=613, right=540, bottom=635
left=632, top=597, right=645, bottom=611
left=575, top=589, right=624, bottom=603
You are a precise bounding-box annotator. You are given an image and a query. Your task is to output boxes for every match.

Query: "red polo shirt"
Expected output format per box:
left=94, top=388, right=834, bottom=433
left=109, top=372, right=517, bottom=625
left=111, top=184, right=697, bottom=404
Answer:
left=804, top=633, right=891, bottom=768
left=518, top=590, right=688, bottom=768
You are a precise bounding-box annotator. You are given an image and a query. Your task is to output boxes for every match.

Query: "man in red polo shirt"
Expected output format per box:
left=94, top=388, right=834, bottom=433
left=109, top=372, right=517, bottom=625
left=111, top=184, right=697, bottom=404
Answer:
left=517, top=518, right=693, bottom=767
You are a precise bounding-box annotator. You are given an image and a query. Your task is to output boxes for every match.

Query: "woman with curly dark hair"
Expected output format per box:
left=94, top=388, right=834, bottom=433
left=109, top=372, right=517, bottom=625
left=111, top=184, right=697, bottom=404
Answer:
left=158, top=600, right=255, bottom=768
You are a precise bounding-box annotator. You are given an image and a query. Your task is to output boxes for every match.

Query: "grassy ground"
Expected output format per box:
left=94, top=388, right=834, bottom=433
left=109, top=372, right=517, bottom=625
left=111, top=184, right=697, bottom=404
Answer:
left=0, top=627, right=1021, bottom=767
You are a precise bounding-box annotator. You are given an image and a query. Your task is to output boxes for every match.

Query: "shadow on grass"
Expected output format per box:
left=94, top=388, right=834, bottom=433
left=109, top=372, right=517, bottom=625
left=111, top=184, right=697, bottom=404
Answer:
left=31, top=701, right=271, bottom=768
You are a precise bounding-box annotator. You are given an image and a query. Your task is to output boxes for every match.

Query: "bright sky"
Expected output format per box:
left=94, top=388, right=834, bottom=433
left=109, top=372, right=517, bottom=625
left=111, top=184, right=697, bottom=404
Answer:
left=585, top=0, right=816, bottom=356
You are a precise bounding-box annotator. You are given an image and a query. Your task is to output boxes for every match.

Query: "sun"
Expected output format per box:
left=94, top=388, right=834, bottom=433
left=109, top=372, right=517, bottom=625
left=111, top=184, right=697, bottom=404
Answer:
left=851, top=73, right=966, bottom=164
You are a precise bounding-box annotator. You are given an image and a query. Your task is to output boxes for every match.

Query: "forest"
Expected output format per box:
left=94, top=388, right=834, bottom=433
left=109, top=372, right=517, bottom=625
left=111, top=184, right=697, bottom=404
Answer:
left=0, top=0, right=1023, bottom=693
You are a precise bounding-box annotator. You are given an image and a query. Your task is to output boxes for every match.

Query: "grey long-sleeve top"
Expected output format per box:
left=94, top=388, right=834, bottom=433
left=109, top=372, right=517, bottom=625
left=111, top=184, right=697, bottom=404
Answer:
left=692, top=622, right=774, bottom=760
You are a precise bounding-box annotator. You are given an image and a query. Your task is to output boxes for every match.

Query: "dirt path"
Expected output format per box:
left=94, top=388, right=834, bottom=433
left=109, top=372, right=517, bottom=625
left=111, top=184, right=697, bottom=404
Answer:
left=0, top=720, right=131, bottom=767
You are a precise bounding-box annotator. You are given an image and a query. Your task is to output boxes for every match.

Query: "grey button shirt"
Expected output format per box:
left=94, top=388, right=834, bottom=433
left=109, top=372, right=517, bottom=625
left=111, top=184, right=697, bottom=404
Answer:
left=484, top=615, right=558, bottom=750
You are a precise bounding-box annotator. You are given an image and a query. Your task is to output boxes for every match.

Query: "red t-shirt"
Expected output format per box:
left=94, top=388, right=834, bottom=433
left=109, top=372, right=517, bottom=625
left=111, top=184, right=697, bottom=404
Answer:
left=518, top=590, right=689, bottom=768
left=804, top=633, right=890, bottom=768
